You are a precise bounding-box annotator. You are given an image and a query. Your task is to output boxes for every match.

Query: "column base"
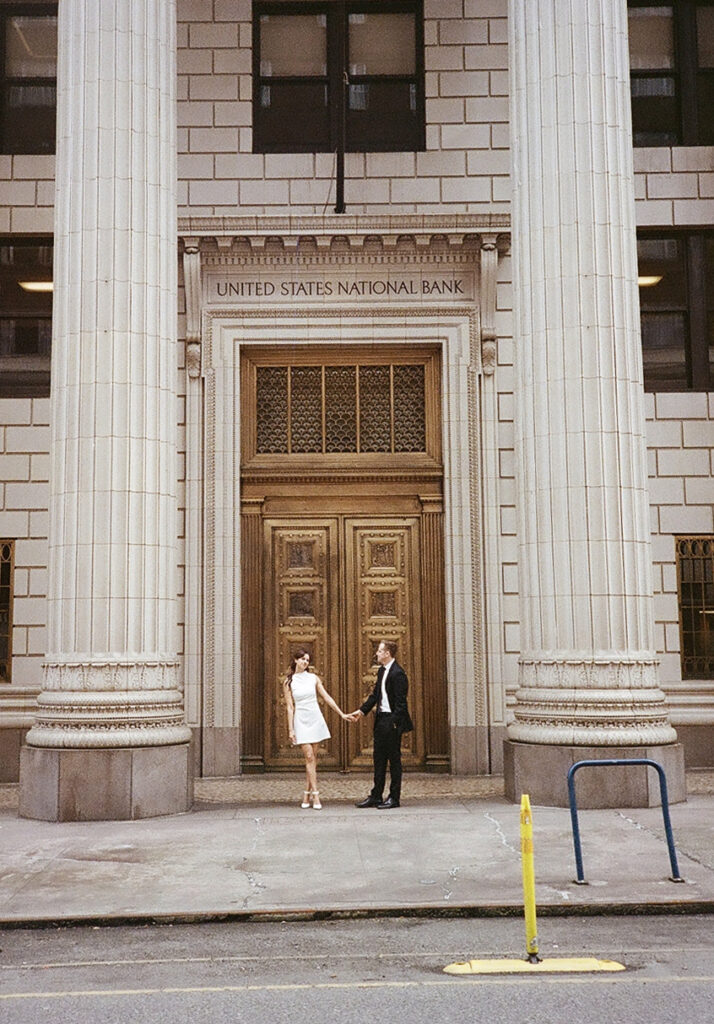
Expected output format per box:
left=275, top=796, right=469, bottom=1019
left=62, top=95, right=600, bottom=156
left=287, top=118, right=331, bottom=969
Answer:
left=19, top=743, right=193, bottom=821
left=503, top=740, right=686, bottom=808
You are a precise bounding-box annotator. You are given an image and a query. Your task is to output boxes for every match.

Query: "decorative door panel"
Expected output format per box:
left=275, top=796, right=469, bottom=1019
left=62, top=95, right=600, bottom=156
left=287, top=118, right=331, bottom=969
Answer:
left=344, top=519, right=423, bottom=769
left=263, top=520, right=341, bottom=768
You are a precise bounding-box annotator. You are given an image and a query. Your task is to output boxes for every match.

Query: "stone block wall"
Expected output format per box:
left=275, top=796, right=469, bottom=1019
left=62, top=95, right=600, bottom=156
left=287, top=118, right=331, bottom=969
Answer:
left=634, top=146, right=714, bottom=226
left=176, top=0, right=511, bottom=216
left=0, top=156, right=54, bottom=234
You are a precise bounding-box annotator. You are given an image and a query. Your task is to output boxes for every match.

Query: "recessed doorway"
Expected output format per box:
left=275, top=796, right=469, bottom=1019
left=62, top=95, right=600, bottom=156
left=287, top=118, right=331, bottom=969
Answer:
left=239, top=344, right=449, bottom=772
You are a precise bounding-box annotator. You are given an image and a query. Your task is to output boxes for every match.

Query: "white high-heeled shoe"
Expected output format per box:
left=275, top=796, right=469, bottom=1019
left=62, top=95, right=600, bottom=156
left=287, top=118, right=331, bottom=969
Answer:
left=311, top=790, right=322, bottom=809
left=301, top=790, right=311, bottom=809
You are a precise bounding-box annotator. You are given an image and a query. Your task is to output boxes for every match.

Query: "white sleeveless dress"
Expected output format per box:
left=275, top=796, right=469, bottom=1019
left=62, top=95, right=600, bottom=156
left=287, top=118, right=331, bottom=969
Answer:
left=291, top=671, right=331, bottom=744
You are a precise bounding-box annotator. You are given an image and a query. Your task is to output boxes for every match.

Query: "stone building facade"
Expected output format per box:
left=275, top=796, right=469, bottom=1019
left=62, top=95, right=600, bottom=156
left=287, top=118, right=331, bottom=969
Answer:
left=0, top=0, right=712, bottom=818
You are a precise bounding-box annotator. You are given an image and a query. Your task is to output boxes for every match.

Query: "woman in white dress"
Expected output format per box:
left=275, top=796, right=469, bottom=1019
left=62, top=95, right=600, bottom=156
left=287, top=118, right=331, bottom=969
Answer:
left=283, top=648, right=347, bottom=809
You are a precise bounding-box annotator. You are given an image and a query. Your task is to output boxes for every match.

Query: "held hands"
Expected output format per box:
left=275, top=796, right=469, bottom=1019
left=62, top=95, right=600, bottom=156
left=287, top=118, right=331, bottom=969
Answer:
left=346, top=710, right=363, bottom=723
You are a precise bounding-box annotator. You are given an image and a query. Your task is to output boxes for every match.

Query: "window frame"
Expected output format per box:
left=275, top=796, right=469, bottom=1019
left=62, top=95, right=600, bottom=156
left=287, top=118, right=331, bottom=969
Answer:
left=0, top=2, right=58, bottom=155
left=628, top=0, right=714, bottom=147
left=252, top=0, right=425, bottom=155
left=637, top=230, right=713, bottom=392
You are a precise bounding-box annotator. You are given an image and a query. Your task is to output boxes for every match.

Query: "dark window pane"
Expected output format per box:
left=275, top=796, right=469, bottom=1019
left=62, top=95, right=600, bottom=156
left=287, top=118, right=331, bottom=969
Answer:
left=637, top=236, right=687, bottom=306
left=638, top=236, right=690, bottom=391
left=628, top=6, right=674, bottom=68
left=260, top=14, right=326, bottom=76
left=0, top=240, right=53, bottom=395
left=2, top=84, right=56, bottom=153
left=347, top=80, right=422, bottom=151
left=0, top=317, right=51, bottom=356
left=255, top=80, right=330, bottom=151
left=641, top=312, right=688, bottom=390
left=697, top=7, right=714, bottom=67
left=630, top=75, right=679, bottom=145
left=0, top=242, right=53, bottom=312
left=695, top=72, right=714, bottom=144
left=5, top=16, right=57, bottom=76
left=348, top=13, right=416, bottom=75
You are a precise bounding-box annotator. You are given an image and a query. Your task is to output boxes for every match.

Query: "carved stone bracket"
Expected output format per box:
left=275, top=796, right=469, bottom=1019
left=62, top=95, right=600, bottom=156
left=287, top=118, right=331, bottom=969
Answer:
left=182, top=239, right=202, bottom=378
left=479, top=233, right=500, bottom=375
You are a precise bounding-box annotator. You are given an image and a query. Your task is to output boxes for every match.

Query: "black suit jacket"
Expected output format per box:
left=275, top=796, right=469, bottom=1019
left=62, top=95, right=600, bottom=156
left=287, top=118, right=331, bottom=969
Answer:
left=359, top=660, right=414, bottom=734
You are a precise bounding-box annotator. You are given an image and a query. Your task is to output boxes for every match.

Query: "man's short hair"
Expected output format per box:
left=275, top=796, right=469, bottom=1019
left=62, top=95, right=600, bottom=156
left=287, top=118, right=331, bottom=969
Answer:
left=380, top=640, right=398, bottom=658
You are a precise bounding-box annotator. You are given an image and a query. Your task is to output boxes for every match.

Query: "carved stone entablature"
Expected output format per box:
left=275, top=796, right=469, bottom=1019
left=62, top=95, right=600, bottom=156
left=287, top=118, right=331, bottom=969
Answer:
left=180, top=217, right=509, bottom=269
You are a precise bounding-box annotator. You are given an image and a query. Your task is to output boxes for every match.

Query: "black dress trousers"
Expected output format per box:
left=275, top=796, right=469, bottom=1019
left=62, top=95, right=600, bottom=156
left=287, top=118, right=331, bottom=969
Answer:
left=370, top=712, right=403, bottom=803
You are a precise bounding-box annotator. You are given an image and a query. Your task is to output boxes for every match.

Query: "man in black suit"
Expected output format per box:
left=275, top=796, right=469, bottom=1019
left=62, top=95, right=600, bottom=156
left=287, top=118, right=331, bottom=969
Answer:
left=349, top=640, right=413, bottom=809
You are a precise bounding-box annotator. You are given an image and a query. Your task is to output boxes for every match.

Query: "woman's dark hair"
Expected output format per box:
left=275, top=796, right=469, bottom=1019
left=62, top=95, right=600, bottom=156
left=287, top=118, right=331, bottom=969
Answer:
left=284, top=647, right=311, bottom=687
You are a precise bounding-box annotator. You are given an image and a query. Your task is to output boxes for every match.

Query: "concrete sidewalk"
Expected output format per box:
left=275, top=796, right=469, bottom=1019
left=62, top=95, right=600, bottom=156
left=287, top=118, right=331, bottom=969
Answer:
left=0, top=772, right=712, bottom=926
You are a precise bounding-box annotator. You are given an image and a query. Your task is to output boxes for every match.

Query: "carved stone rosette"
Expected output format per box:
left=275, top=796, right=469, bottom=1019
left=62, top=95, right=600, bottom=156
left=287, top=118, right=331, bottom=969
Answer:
left=509, top=657, right=677, bottom=745
left=27, top=659, right=191, bottom=748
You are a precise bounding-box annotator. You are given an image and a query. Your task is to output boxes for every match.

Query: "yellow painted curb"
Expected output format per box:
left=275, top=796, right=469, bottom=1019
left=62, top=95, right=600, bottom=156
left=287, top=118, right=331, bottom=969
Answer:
left=444, top=957, right=625, bottom=975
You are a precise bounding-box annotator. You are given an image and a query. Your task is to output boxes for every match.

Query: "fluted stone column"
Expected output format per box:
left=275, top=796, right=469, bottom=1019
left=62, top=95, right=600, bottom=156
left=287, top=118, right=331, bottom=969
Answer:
left=19, top=0, right=192, bottom=820
left=504, top=0, right=684, bottom=806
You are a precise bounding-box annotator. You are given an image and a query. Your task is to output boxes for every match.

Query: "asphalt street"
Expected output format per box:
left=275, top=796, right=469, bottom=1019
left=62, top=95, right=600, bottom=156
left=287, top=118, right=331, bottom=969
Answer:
left=0, top=914, right=712, bottom=1024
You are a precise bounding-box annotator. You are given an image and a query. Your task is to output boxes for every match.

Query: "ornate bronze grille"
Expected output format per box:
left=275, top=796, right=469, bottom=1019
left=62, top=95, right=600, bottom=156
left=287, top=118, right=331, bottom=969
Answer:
left=0, top=541, right=13, bottom=682
left=676, top=536, right=714, bottom=679
left=255, top=362, right=426, bottom=455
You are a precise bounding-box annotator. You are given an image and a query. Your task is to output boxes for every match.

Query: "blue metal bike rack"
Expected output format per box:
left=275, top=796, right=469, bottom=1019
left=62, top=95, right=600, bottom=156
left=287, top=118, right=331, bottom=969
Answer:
left=567, top=759, right=685, bottom=884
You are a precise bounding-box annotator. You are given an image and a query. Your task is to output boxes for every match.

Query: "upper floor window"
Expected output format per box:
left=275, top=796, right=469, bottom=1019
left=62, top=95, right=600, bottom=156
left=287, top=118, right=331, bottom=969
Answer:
left=0, top=5, right=57, bottom=154
left=0, top=237, right=52, bottom=396
left=628, top=1, right=714, bottom=146
left=637, top=232, right=713, bottom=391
left=253, top=1, right=425, bottom=153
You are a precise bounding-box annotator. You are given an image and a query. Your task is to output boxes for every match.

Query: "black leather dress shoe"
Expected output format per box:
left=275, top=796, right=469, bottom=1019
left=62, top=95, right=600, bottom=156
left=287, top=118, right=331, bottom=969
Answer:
left=377, top=797, right=400, bottom=809
left=355, top=797, right=380, bottom=808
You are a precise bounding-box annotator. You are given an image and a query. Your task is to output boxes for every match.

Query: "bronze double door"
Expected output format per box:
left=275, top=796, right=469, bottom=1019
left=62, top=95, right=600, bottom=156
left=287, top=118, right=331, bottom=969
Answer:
left=263, top=514, right=425, bottom=771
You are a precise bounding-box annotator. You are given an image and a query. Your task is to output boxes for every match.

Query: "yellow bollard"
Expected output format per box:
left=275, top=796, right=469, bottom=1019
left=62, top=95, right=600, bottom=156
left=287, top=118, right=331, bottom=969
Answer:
left=520, top=793, right=541, bottom=963
left=442, top=791, right=626, bottom=974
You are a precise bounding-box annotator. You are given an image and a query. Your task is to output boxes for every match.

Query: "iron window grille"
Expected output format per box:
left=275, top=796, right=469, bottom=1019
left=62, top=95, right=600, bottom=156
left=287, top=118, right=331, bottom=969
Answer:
left=676, top=536, right=714, bottom=680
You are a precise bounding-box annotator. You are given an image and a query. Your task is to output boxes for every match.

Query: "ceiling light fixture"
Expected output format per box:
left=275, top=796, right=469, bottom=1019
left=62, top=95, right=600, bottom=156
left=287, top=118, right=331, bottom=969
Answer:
left=18, top=281, right=53, bottom=292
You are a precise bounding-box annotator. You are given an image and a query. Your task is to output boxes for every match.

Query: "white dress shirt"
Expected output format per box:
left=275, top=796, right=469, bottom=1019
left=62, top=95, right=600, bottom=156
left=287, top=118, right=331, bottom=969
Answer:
left=379, top=659, right=394, bottom=712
